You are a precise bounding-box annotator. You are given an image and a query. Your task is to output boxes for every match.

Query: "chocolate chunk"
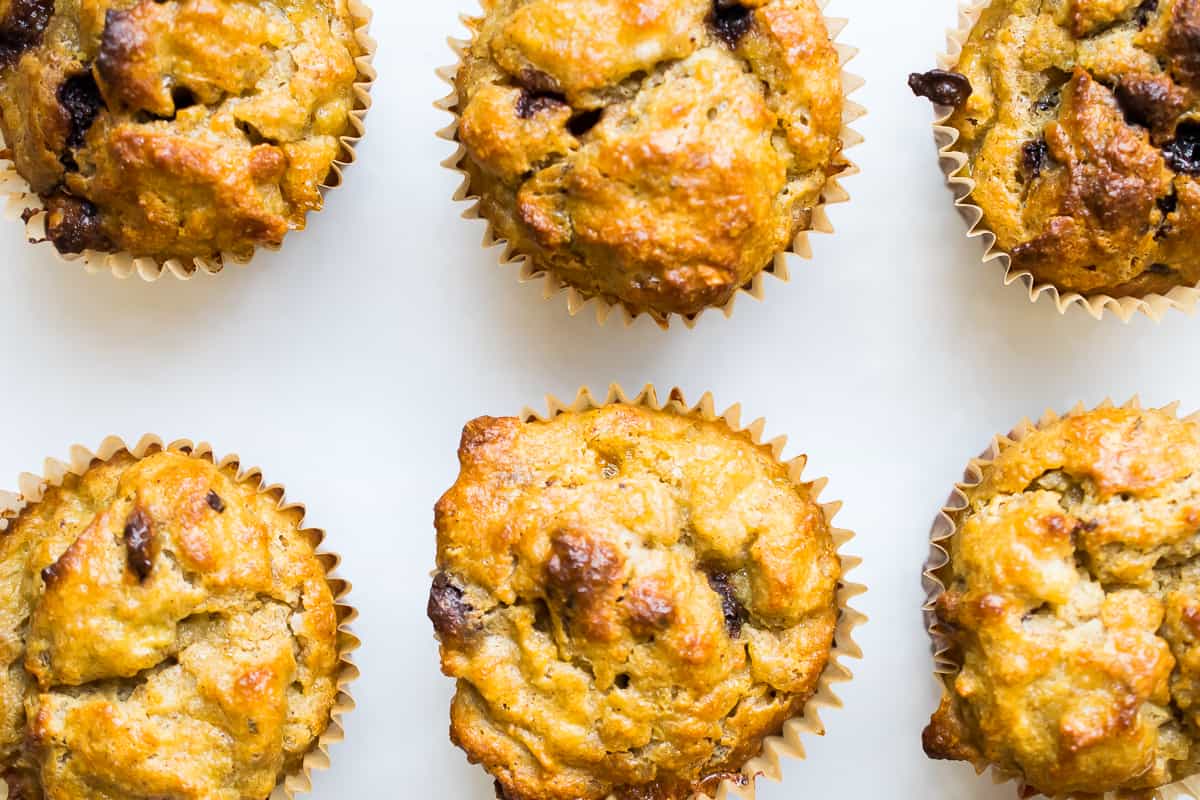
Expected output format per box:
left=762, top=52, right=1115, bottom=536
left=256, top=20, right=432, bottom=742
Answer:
left=1148, top=262, right=1175, bottom=275
left=1159, top=193, right=1179, bottom=215
left=428, top=572, right=472, bottom=639
left=0, top=0, right=53, bottom=68
left=1021, top=139, right=1050, bottom=179
left=43, top=192, right=111, bottom=254
left=706, top=572, right=747, bottom=638
left=58, top=71, right=104, bottom=151
left=515, top=89, right=566, bottom=120
left=908, top=69, right=973, bottom=108
left=1165, top=122, right=1200, bottom=174
left=710, top=0, right=754, bottom=48
left=124, top=509, right=154, bottom=581
left=205, top=490, right=225, bottom=513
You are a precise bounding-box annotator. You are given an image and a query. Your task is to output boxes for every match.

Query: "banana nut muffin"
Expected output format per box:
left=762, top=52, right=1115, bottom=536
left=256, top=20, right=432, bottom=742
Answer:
left=0, top=449, right=341, bottom=800
left=924, top=407, right=1200, bottom=796
left=454, top=0, right=848, bottom=319
left=910, top=0, right=1200, bottom=299
left=429, top=404, right=842, bottom=800
left=0, top=0, right=364, bottom=261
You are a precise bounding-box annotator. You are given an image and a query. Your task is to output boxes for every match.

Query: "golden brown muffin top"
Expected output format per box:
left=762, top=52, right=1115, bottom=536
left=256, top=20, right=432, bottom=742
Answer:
left=912, top=0, right=1200, bottom=298
left=430, top=405, right=841, bottom=800
left=455, top=0, right=847, bottom=319
left=925, top=407, right=1200, bottom=796
left=0, top=449, right=340, bottom=800
left=0, top=0, right=363, bottom=261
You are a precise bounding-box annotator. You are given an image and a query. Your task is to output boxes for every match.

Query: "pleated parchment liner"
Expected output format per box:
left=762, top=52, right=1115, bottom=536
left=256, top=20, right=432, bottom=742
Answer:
left=923, top=399, right=1200, bottom=800
left=0, top=1, right=377, bottom=282
left=0, top=435, right=359, bottom=800
left=521, top=384, right=867, bottom=799
left=930, top=1, right=1200, bottom=322
left=437, top=3, right=865, bottom=330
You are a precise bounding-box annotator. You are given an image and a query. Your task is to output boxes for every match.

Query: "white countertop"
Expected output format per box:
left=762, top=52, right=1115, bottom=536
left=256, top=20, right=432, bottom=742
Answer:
left=0, top=1, right=1190, bottom=798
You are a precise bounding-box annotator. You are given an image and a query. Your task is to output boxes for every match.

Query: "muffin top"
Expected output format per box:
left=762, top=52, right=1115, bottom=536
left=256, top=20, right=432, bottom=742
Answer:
left=454, top=0, right=846, bottom=319
left=0, top=449, right=340, bottom=800
left=0, top=0, right=363, bottom=261
left=430, top=404, right=841, bottom=800
left=925, top=407, right=1200, bottom=796
left=913, top=0, right=1200, bottom=298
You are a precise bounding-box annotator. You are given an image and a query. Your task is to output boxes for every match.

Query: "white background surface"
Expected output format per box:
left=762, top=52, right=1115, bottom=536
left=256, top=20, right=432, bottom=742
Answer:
left=1, top=1, right=1193, bottom=798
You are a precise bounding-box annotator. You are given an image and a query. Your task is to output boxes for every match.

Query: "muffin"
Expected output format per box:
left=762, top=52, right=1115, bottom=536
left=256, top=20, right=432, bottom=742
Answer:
left=925, top=405, right=1200, bottom=797
left=429, top=399, right=844, bottom=800
left=0, top=0, right=367, bottom=264
left=450, top=0, right=851, bottom=321
left=910, top=0, right=1200, bottom=302
left=0, top=444, right=346, bottom=800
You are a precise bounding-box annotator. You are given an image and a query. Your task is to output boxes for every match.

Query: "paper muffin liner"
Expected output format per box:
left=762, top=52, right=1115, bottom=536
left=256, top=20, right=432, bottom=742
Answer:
left=0, top=2, right=376, bottom=282
left=928, top=1, right=1200, bottom=322
left=0, top=435, right=359, bottom=800
left=437, top=5, right=865, bottom=329
left=514, top=383, right=866, bottom=799
left=923, top=399, right=1200, bottom=799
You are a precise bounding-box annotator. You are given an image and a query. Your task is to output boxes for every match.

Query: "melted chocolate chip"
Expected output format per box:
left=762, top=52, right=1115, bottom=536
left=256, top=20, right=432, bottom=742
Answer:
left=1137, top=0, right=1159, bottom=27
left=0, top=0, right=53, bottom=68
left=1148, top=262, right=1176, bottom=275
left=1022, top=139, right=1050, bottom=179
left=908, top=69, right=973, bottom=108
left=567, top=108, right=603, bottom=137
left=124, top=509, right=154, bottom=581
left=206, top=490, right=225, bottom=513
left=44, top=192, right=111, bottom=254
left=428, top=572, right=472, bottom=639
left=1159, top=192, right=1179, bottom=215
left=1165, top=122, right=1200, bottom=174
left=59, top=71, right=103, bottom=151
left=707, top=572, right=747, bottom=638
left=516, top=89, right=566, bottom=120
left=711, top=0, right=753, bottom=48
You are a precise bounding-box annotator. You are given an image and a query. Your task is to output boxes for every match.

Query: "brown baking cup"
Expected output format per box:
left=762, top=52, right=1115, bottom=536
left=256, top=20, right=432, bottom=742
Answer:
left=929, top=1, right=1200, bottom=322
left=0, top=2, right=376, bottom=282
left=0, top=435, right=359, bottom=800
left=923, top=399, right=1200, bottom=800
left=436, top=7, right=864, bottom=330
left=518, top=383, right=866, bottom=799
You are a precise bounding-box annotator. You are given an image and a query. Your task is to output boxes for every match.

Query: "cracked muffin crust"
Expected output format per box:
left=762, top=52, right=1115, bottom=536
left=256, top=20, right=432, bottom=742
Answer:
left=925, top=407, right=1200, bottom=797
left=0, top=448, right=341, bottom=800
left=453, top=0, right=848, bottom=319
left=0, top=0, right=364, bottom=261
left=911, top=0, right=1200, bottom=299
left=430, top=404, right=841, bottom=800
